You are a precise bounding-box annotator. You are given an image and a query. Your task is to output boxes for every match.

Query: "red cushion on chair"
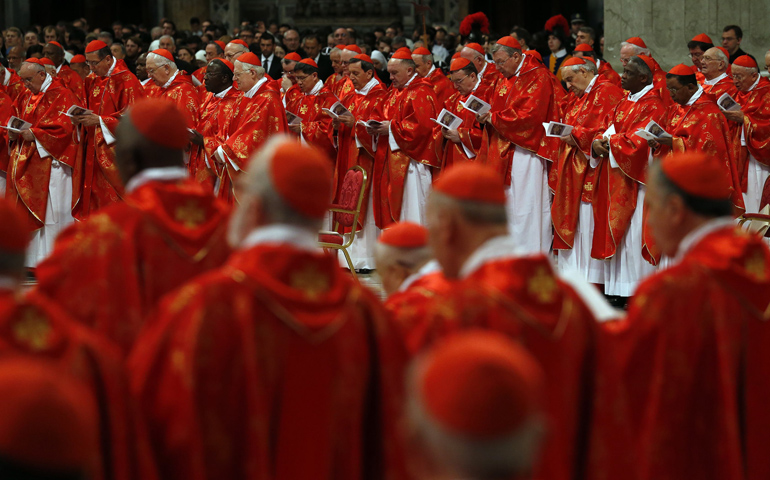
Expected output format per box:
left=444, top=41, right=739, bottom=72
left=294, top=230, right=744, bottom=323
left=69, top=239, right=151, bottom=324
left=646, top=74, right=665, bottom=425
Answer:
left=335, top=169, right=365, bottom=227
left=318, top=233, right=344, bottom=245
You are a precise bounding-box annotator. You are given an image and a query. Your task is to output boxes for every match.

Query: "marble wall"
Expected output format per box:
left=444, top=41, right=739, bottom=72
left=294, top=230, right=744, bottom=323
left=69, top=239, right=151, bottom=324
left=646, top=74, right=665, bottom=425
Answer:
left=604, top=0, right=770, bottom=72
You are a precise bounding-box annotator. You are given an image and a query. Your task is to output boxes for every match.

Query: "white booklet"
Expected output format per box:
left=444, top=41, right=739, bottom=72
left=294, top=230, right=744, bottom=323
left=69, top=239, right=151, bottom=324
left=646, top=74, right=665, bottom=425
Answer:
left=634, top=120, right=672, bottom=141
left=2, top=116, right=32, bottom=133
left=64, top=105, right=93, bottom=117
left=461, top=95, right=491, bottom=115
left=286, top=111, right=302, bottom=125
left=321, top=101, right=352, bottom=119
left=542, top=121, right=574, bottom=137
left=356, top=119, right=383, bottom=128
left=717, top=92, right=741, bottom=112
left=745, top=205, right=770, bottom=235
left=431, top=109, right=464, bottom=130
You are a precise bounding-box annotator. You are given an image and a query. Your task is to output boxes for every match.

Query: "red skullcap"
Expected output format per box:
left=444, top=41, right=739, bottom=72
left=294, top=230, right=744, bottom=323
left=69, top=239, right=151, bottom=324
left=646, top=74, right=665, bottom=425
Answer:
left=23, top=58, right=42, bottom=65
left=452, top=52, right=461, bottom=60
left=151, top=49, right=174, bottom=62
left=214, top=40, right=226, bottom=52
left=344, top=44, right=362, bottom=54
left=299, top=58, right=318, bottom=68
left=70, top=54, right=86, bottom=64
left=85, top=40, right=108, bottom=53
left=38, top=57, right=55, bottom=66
left=0, top=200, right=30, bottom=253
left=419, top=330, right=544, bottom=438
left=353, top=53, right=374, bottom=64
left=379, top=222, right=428, bottom=248
left=574, top=43, right=593, bottom=52
left=661, top=152, right=732, bottom=200
left=48, top=41, right=64, bottom=51
left=691, top=33, right=713, bottom=44
left=636, top=54, right=657, bottom=73
left=450, top=57, right=471, bottom=71
left=269, top=141, right=334, bottom=219
left=733, top=55, right=758, bottom=69
left=668, top=63, right=696, bottom=76
left=214, top=58, right=234, bottom=72
left=230, top=39, right=249, bottom=48
left=715, top=47, right=730, bottom=60
left=129, top=98, right=191, bottom=149
left=391, top=47, right=413, bottom=60
left=561, top=57, right=586, bottom=67
left=412, top=47, right=432, bottom=56
left=625, top=36, right=648, bottom=49
left=237, top=52, right=261, bottom=66
left=283, top=52, right=302, bottom=62
left=0, top=358, right=99, bottom=472
left=583, top=56, right=597, bottom=65
left=496, top=36, right=522, bottom=50
left=464, top=43, right=485, bottom=55
left=434, top=163, right=506, bottom=205
left=334, top=44, right=347, bottom=50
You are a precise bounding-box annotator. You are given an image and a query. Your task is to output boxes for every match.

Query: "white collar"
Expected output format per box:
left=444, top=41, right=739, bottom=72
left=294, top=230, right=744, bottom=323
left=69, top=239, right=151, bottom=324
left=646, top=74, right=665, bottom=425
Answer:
left=398, top=259, right=442, bottom=292
left=162, top=69, right=180, bottom=89
left=240, top=224, right=319, bottom=252
left=514, top=55, right=525, bottom=76
left=459, top=235, right=525, bottom=279
left=39, top=74, right=52, bottom=94
left=425, top=65, right=436, bottom=77
left=471, top=74, right=482, bottom=92
left=748, top=75, right=761, bottom=92
left=356, top=76, right=379, bottom=95
left=404, top=72, right=418, bottom=88
left=1, top=68, right=9, bottom=86
left=675, top=217, right=736, bottom=261
left=478, top=62, right=488, bottom=77
left=553, top=48, right=567, bottom=58
left=584, top=74, right=598, bottom=94
left=686, top=85, right=704, bottom=106
left=55, top=63, right=62, bottom=73
left=124, top=166, right=189, bottom=193
left=141, top=78, right=152, bottom=85
left=596, top=59, right=602, bottom=69
left=628, top=83, right=654, bottom=102
left=314, top=53, right=320, bottom=63
left=106, top=57, right=117, bottom=77
left=704, top=72, right=728, bottom=85
left=305, top=79, right=324, bottom=96
left=0, top=275, right=19, bottom=291
left=245, top=76, right=268, bottom=98
left=262, top=53, right=274, bottom=63
left=215, top=85, right=232, bottom=98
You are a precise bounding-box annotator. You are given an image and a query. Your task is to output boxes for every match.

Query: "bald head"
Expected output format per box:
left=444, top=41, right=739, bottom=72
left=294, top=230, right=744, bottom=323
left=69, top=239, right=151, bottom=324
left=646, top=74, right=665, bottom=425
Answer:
left=114, top=113, right=185, bottom=185
left=701, top=47, right=729, bottom=80
left=460, top=45, right=486, bottom=71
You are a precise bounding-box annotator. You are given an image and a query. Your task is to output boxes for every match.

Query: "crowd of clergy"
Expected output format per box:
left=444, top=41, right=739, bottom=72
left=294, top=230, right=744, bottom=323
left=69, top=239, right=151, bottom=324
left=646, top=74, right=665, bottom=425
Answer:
left=0, top=11, right=769, bottom=480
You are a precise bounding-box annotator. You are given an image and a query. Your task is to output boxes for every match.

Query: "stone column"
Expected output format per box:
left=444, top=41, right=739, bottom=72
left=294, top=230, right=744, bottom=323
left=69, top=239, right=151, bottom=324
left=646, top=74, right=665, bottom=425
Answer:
left=604, top=0, right=770, bottom=72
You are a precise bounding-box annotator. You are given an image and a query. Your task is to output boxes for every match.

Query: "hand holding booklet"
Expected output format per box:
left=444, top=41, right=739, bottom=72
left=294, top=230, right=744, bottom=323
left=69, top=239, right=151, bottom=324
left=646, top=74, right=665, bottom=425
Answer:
left=2, top=116, right=32, bottom=133
left=64, top=105, right=93, bottom=117
left=321, top=101, right=352, bottom=119
left=286, top=112, right=302, bottom=125
left=542, top=121, right=574, bottom=138
left=717, top=93, right=741, bottom=112
left=431, top=109, right=463, bottom=130
left=461, top=95, right=491, bottom=115
left=634, top=120, right=671, bottom=141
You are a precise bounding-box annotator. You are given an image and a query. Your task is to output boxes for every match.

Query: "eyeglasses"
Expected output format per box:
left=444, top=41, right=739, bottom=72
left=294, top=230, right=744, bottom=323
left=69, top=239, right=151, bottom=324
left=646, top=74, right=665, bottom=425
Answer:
left=702, top=55, right=719, bottom=62
left=294, top=74, right=310, bottom=82
left=86, top=56, right=108, bottom=68
left=493, top=56, right=512, bottom=67
left=688, top=52, right=704, bottom=59
left=667, top=84, right=685, bottom=95
left=146, top=65, right=168, bottom=76
left=451, top=74, right=469, bottom=85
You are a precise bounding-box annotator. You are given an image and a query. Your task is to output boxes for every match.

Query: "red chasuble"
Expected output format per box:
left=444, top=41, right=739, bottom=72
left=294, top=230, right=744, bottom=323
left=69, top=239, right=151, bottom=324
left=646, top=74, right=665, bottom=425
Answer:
left=281, top=82, right=302, bottom=106
left=591, top=86, right=666, bottom=263
left=423, top=253, right=598, bottom=480
left=156, top=73, right=199, bottom=128
left=589, top=224, right=770, bottom=480
left=552, top=76, right=625, bottom=250
left=479, top=54, right=564, bottom=185
left=7, top=78, right=77, bottom=230
left=703, top=74, right=737, bottom=99
left=326, top=72, right=355, bottom=100
left=0, top=90, right=12, bottom=175
left=34, top=176, right=232, bottom=357
left=733, top=77, right=770, bottom=190
left=290, top=83, right=338, bottom=161
left=598, top=60, right=622, bottom=88
left=375, top=76, right=439, bottom=223
left=434, top=87, right=487, bottom=172
left=1, top=69, right=26, bottom=103
left=129, top=241, right=411, bottom=480
left=189, top=87, right=241, bottom=189
left=477, top=62, right=502, bottom=97
left=426, top=66, right=453, bottom=106
left=0, top=287, right=159, bottom=480
left=56, top=64, right=86, bottom=105
left=75, top=59, right=145, bottom=219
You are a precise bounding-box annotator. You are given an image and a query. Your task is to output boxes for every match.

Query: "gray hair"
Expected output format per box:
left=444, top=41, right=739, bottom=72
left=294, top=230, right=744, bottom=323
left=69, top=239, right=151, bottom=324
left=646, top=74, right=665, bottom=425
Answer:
left=414, top=53, right=433, bottom=65
left=430, top=192, right=508, bottom=226
left=228, top=41, right=249, bottom=53
left=146, top=52, right=177, bottom=69
left=491, top=44, right=521, bottom=57
left=389, top=57, right=416, bottom=69
left=711, top=47, right=728, bottom=65
left=732, top=63, right=759, bottom=75
left=23, top=61, right=45, bottom=73
left=620, top=41, right=649, bottom=56
left=374, top=243, right=432, bottom=270
left=235, top=59, right=265, bottom=75
left=564, top=61, right=597, bottom=75
left=159, top=34, right=175, bottom=45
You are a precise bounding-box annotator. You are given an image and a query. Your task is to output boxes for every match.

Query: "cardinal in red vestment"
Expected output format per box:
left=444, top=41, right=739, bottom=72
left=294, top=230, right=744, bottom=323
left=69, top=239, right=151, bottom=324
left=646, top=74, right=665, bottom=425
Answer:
left=419, top=163, right=618, bottom=480
left=135, top=53, right=162, bottom=96
left=35, top=99, right=231, bottom=357
left=145, top=49, right=199, bottom=126
left=326, top=45, right=355, bottom=99
left=0, top=199, right=158, bottom=480
left=69, top=54, right=90, bottom=80
left=459, top=42, right=502, bottom=97
left=375, top=222, right=451, bottom=355
left=589, top=152, right=770, bottom=480
left=43, top=41, right=85, bottom=105
left=552, top=58, right=625, bottom=284
left=573, top=43, right=622, bottom=88
left=0, top=63, right=26, bottom=103
left=275, top=52, right=303, bottom=107
left=71, top=40, right=145, bottom=219
left=701, top=47, right=736, bottom=98
left=687, top=33, right=714, bottom=84
left=129, top=137, right=411, bottom=480
left=412, top=47, right=453, bottom=106
left=477, top=36, right=563, bottom=255
left=192, top=40, right=225, bottom=95
left=286, top=58, right=338, bottom=160
left=0, top=89, right=12, bottom=188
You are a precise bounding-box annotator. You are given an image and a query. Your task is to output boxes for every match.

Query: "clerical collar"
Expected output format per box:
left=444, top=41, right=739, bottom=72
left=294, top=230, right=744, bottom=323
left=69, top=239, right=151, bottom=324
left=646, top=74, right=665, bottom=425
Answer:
left=584, top=74, right=598, bottom=94
left=262, top=53, right=274, bottom=64
left=704, top=72, right=727, bottom=85
left=398, top=259, right=442, bottom=292
left=686, top=85, right=704, bottom=106
left=124, top=166, right=189, bottom=194
left=162, top=69, right=180, bottom=89
left=106, top=57, right=117, bottom=77
left=596, top=59, right=602, bottom=69
left=141, top=78, right=152, bottom=86
left=553, top=48, right=567, bottom=58
left=0, top=275, right=18, bottom=291
left=1, top=68, right=9, bottom=86
left=628, top=83, right=654, bottom=102
left=747, top=75, right=761, bottom=92
left=426, top=65, right=436, bottom=77
left=403, top=73, right=418, bottom=88
left=356, top=76, right=379, bottom=95
left=675, top=217, right=736, bottom=261
left=478, top=62, right=488, bottom=78
left=240, top=224, right=319, bottom=252
left=514, top=55, right=525, bottom=77
left=215, top=85, right=232, bottom=98
left=306, top=79, right=323, bottom=96
left=39, top=74, right=52, bottom=94
left=245, top=77, right=268, bottom=98
left=459, top=235, right=525, bottom=279
left=55, top=63, right=63, bottom=74
left=471, top=74, right=482, bottom=92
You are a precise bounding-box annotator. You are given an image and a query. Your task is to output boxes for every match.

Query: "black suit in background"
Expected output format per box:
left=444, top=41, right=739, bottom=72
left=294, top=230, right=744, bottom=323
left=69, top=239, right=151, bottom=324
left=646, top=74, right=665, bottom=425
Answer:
left=262, top=54, right=283, bottom=80
left=317, top=54, right=334, bottom=82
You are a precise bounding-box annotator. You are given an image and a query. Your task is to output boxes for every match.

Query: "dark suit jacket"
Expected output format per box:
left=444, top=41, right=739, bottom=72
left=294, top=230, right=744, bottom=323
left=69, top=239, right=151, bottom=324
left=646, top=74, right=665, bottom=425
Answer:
left=262, top=54, right=283, bottom=80
left=317, top=54, right=334, bottom=82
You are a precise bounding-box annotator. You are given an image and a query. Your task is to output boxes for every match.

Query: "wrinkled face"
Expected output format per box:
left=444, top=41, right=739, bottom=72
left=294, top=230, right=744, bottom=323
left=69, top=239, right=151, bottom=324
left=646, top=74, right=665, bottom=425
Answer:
left=284, top=30, right=300, bottom=51
left=492, top=48, right=520, bottom=79
left=24, top=31, right=39, bottom=47
left=701, top=48, right=727, bottom=78
left=348, top=61, right=372, bottom=90
left=126, top=39, right=140, bottom=57
left=135, top=55, right=148, bottom=80
left=450, top=69, right=477, bottom=96
left=334, top=28, right=349, bottom=44
left=721, top=29, right=740, bottom=54
left=42, top=44, right=63, bottom=66
left=260, top=38, right=274, bottom=57
left=177, top=48, right=193, bottom=63
left=666, top=76, right=694, bottom=106
left=412, top=55, right=431, bottom=77
left=547, top=35, right=561, bottom=53
left=295, top=70, right=318, bottom=94
left=205, top=44, right=220, bottom=62
left=340, top=50, right=356, bottom=76
left=689, top=46, right=705, bottom=70
left=621, top=61, right=644, bottom=93
left=732, top=65, right=758, bottom=92
left=576, top=30, right=593, bottom=46
left=233, top=63, right=258, bottom=92
left=86, top=52, right=113, bottom=77
left=110, top=44, right=125, bottom=59
left=146, top=57, right=173, bottom=86
left=224, top=44, right=244, bottom=63
left=619, top=44, right=636, bottom=67
left=159, top=37, right=175, bottom=53
left=460, top=47, right=485, bottom=72
left=19, top=64, right=45, bottom=94
left=303, top=38, right=321, bottom=59
left=388, top=60, right=413, bottom=89
left=562, top=66, right=593, bottom=95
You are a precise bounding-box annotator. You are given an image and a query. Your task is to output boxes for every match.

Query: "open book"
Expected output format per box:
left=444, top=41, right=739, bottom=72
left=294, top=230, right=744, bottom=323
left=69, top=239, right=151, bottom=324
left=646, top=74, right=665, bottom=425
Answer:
left=542, top=121, right=574, bottom=138
left=321, top=101, right=352, bottom=119
left=634, top=120, right=672, bottom=141
left=2, top=116, right=32, bottom=133
left=356, top=120, right=383, bottom=128
left=717, top=93, right=741, bottom=112
left=461, top=95, right=491, bottom=115
left=431, top=109, right=463, bottom=130
left=64, top=105, right=93, bottom=117
left=286, top=112, right=302, bottom=125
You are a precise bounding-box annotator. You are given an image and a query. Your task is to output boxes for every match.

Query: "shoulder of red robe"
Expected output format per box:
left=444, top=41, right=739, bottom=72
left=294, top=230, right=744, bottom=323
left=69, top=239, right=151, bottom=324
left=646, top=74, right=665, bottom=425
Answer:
left=283, top=52, right=302, bottom=62
left=636, top=54, right=657, bottom=73
left=733, top=55, right=758, bottom=69
left=668, top=63, right=696, bottom=76
left=434, top=163, right=506, bottom=205
left=574, top=43, right=594, bottom=53
left=691, top=33, right=713, bottom=44
left=230, top=39, right=249, bottom=48
left=391, top=47, right=413, bottom=60
left=268, top=138, right=334, bottom=219
left=496, top=36, right=522, bottom=50
left=379, top=222, right=428, bottom=248
left=418, top=330, right=545, bottom=439
left=625, top=36, right=647, bottom=49
left=48, top=41, right=64, bottom=51
left=0, top=199, right=31, bottom=252
left=450, top=57, right=471, bottom=71
left=129, top=98, right=190, bottom=150
left=353, top=53, right=374, bottom=64
left=412, top=47, right=432, bottom=56
left=464, top=42, right=485, bottom=56
left=561, top=57, right=586, bottom=67
left=85, top=40, right=108, bottom=53
left=237, top=52, right=261, bottom=66
left=661, top=152, right=731, bottom=200
left=528, top=50, right=543, bottom=63
left=151, top=49, right=175, bottom=62
left=344, top=44, right=362, bottom=54
left=70, top=54, right=86, bottom=64
left=299, top=58, right=318, bottom=68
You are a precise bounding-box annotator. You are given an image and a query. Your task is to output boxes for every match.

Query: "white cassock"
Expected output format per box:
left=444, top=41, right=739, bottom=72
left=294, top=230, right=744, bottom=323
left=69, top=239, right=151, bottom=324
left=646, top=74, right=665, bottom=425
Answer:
left=26, top=158, right=74, bottom=268
left=556, top=200, right=605, bottom=284
left=389, top=121, right=432, bottom=226
left=338, top=187, right=380, bottom=270
left=505, top=147, right=552, bottom=255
